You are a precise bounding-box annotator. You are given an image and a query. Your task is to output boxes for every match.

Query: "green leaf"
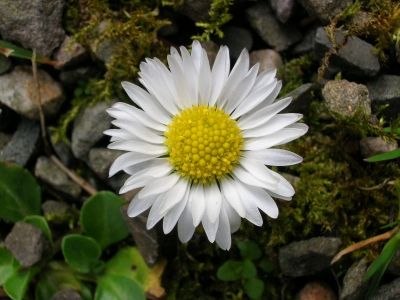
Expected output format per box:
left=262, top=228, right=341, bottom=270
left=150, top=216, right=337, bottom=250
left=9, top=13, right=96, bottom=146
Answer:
left=95, top=275, right=145, bottom=300
left=74, top=88, right=83, bottom=97
left=62, top=234, right=102, bottom=273
left=365, top=148, right=400, bottom=162
left=242, top=259, right=257, bottom=279
left=0, top=162, right=42, bottom=222
left=81, top=191, right=129, bottom=249
left=384, top=127, right=400, bottom=134
left=4, top=266, right=40, bottom=300
left=217, top=260, right=243, bottom=281
left=244, top=278, right=265, bottom=299
left=380, top=221, right=399, bottom=229
left=23, top=215, right=53, bottom=245
left=259, top=257, right=274, bottom=273
left=237, top=240, right=262, bottom=260
left=0, top=248, right=16, bottom=286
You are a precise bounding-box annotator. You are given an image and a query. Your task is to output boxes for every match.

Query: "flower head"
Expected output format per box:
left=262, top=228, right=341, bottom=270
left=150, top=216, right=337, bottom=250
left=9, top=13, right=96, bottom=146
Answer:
left=105, top=41, right=307, bottom=250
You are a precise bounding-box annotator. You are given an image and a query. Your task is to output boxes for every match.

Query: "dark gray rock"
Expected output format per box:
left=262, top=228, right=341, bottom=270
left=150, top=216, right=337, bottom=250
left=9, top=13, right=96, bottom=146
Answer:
left=1, top=118, right=41, bottom=167
left=35, top=156, right=81, bottom=198
left=121, top=205, right=159, bottom=267
left=360, top=137, right=398, bottom=159
left=158, top=22, right=179, bottom=37
left=315, top=28, right=380, bottom=78
left=280, top=83, right=316, bottom=115
left=294, top=27, right=317, bottom=54
left=42, top=200, right=74, bottom=226
left=0, top=132, right=11, bottom=151
left=54, top=35, right=87, bottom=69
left=217, top=26, right=253, bottom=60
left=250, top=49, right=283, bottom=75
left=50, top=288, right=83, bottom=300
left=322, top=80, right=371, bottom=118
left=201, top=41, right=219, bottom=68
left=387, top=248, right=400, bottom=276
left=5, top=222, right=52, bottom=268
left=246, top=2, right=302, bottom=52
left=0, top=55, right=12, bottom=75
left=90, top=21, right=121, bottom=64
left=370, top=277, right=400, bottom=300
left=366, top=75, right=400, bottom=119
left=297, top=0, right=353, bottom=25
left=71, top=100, right=114, bottom=160
left=269, top=0, right=297, bottom=23
left=48, top=129, right=74, bottom=167
left=296, top=281, right=337, bottom=300
left=59, top=65, right=99, bottom=86
left=340, top=258, right=369, bottom=300
left=0, top=66, right=65, bottom=120
left=176, top=0, right=213, bottom=22
left=0, top=0, right=65, bottom=57
left=279, top=237, right=342, bottom=277
left=0, top=103, right=19, bottom=132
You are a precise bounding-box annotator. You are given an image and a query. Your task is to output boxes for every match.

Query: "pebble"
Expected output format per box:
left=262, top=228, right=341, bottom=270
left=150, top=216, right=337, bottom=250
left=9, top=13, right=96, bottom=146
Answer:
left=297, top=0, right=353, bottom=25
left=250, top=49, right=283, bottom=75
left=0, top=0, right=65, bottom=57
left=48, top=128, right=74, bottom=167
left=246, top=2, right=302, bottom=52
left=0, top=66, right=65, bottom=120
left=0, top=54, right=12, bottom=75
left=54, top=35, right=87, bottom=69
left=293, top=27, right=318, bottom=54
left=279, top=237, right=342, bottom=277
left=90, top=21, right=121, bottom=64
left=349, top=11, right=373, bottom=29
left=359, top=137, right=398, bottom=159
left=50, top=288, right=83, bottom=300
left=176, top=0, right=213, bottom=22
left=370, top=277, right=400, bottom=300
left=280, top=83, right=316, bottom=115
left=340, top=258, right=369, bottom=300
left=295, top=281, right=337, bottom=300
left=42, top=200, right=74, bottom=226
left=269, top=0, right=297, bottom=23
left=217, top=26, right=253, bottom=60
left=5, top=222, right=52, bottom=268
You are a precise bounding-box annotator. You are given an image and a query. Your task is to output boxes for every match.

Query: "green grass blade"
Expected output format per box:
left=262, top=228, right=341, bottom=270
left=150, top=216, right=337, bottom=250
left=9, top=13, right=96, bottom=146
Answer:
left=365, top=148, right=400, bottom=162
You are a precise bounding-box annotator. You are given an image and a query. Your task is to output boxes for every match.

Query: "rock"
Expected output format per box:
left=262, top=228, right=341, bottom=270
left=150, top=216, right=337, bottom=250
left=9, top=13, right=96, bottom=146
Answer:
left=0, top=0, right=65, bottom=57
left=42, top=200, right=73, bottom=226
left=59, top=65, right=99, bottom=86
left=387, top=249, right=400, bottom=276
left=349, top=11, right=373, bottom=29
left=0, top=132, right=11, bottom=151
left=322, top=80, right=371, bottom=118
left=297, top=0, right=353, bottom=25
left=54, top=35, right=87, bottom=69
left=158, top=22, right=179, bottom=37
left=201, top=41, right=219, bottom=68
left=1, top=118, right=41, bottom=167
left=370, top=277, right=400, bottom=300
left=296, top=281, right=337, bottom=300
left=246, top=2, right=302, bottom=52
left=315, top=28, right=380, bottom=78
left=121, top=205, right=159, bottom=267
left=0, top=66, right=65, bottom=120
left=90, top=21, right=121, bottom=64
left=35, top=156, right=81, bottom=198
left=5, top=222, right=52, bottom=268
left=250, top=49, right=283, bottom=75
left=48, top=129, right=74, bottom=167
left=366, top=75, right=400, bottom=119
left=176, top=0, right=213, bottom=22
left=279, top=237, right=342, bottom=277
left=0, top=54, right=12, bottom=75
left=280, top=83, right=316, bottom=115
left=269, top=0, right=297, bottom=23
left=360, top=137, right=398, bottom=159
left=0, top=103, right=19, bottom=132
left=294, top=27, right=317, bottom=54
left=217, top=26, right=253, bottom=60
left=71, top=100, right=114, bottom=160
left=50, top=288, right=83, bottom=300
left=340, top=258, right=369, bottom=300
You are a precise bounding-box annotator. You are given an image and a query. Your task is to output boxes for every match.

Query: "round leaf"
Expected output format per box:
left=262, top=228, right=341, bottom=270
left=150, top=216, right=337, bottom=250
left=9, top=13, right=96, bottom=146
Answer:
left=259, top=257, right=274, bottom=273
left=0, top=162, right=41, bottom=222
left=244, top=278, right=265, bottom=299
left=242, top=259, right=257, bottom=279
left=81, top=191, right=129, bottom=249
left=4, top=266, right=40, bottom=300
left=95, top=275, right=145, bottom=300
left=237, top=240, right=262, bottom=260
left=23, top=215, right=53, bottom=244
left=0, top=248, right=15, bottom=285
left=217, top=260, right=243, bottom=281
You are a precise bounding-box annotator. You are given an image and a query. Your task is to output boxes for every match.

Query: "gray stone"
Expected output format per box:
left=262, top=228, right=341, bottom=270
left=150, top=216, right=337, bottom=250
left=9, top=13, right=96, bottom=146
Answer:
left=0, top=132, right=11, bottom=151
left=217, top=26, right=253, bottom=60
left=297, top=0, right=353, bottom=25
left=5, top=222, right=52, bottom=268
left=322, top=80, right=371, bottom=118
left=349, top=11, right=373, bottom=29
left=48, top=129, right=74, bottom=167
left=121, top=205, right=159, bottom=267
left=201, top=41, right=219, bottom=68
left=71, top=100, right=114, bottom=160
left=54, top=35, right=87, bottom=69
left=388, top=249, right=400, bottom=276
left=1, top=118, right=41, bottom=167
left=269, top=0, right=297, bottom=23
left=315, top=28, right=380, bottom=78
left=360, top=137, right=398, bottom=159
left=176, top=0, right=213, bottom=22
left=294, top=27, right=317, bottom=54
left=366, top=75, right=400, bottom=119
left=158, top=22, right=179, bottom=37
left=0, top=0, right=65, bottom=57
left=90, top=21, right=121, bottom=64
left=280, top=83, right=316, bottom=115
left=279, top=237, right=342, bottom=277
left=250, top=49, right=283, bottom=75
left=60, top=65, right=99, bottom=86
left=340, top=258, right=369, bottom=300
left=50, top=288, right=83, bottom=300
left=42, top=200, right=73, bottom=226
left=0, top=103, right=19, bottom=132
left=370, top=277, right=400, bottom=300
left=246, top=3, right=302, bottom=52
left=296, top=281, right=337, bottom=300
left=0, top=54, right=12, bottom=75
left=35, top=156, right=81, bottom=198
left=0, top=66, right=65, bottom=120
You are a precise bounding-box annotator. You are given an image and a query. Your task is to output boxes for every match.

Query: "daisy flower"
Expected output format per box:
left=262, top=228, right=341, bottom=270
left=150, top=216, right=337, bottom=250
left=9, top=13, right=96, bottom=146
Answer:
left=105, top=41, right=307, bottom=250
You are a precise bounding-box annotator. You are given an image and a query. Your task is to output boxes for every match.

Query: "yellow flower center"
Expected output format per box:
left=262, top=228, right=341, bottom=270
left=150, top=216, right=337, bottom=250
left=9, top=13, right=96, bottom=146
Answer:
left=164, top=105, right=243, bottom=184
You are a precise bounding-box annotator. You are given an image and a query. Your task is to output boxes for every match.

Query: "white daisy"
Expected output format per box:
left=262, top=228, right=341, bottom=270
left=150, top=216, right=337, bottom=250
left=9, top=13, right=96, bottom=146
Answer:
left=105, top=40, right=307, bottom=250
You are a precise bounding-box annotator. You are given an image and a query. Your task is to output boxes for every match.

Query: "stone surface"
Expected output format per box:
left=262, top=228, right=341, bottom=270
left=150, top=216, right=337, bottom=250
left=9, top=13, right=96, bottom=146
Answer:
left=54, top=35, right=87, bottom=69
left=0, top=103, right=19, bottom=132
left=349, top=11, right=373, bottom=29
left=121, top=205, right=159, bottom=267
left=71, top=100, right=114, bottom=160
left=50, top=288, right=83, bottom=300
left=59, top=65, right=99, bottom=86
left=279, top=237, right=342, bottom=277
left=322, top=80, right=371, bottom=118
left=296, top=281, right=337, bottom=300
left=42, top=200, right=73, bottom=226
left=294, top=27, right=317, bottom=54
left=269, top=0, right=296, bottom=23
left=250, top=49, right=283, bottom=75
left=280, top=83, right=316, bottom=115
left=35, top=156, right=81, bottom=198
left=0, top=132, right=11, bottom=151
left=176, top=0, right=213, bottom=22
left=201, top=41, right=219, bottom=68
left=340, top=258, right=369, bottom=300
left=1, top=118, right=41, bottom=167
left=48, top=129, right=74, bottom=167
left=0, top=0, right=65, bottom=57
left=0, top=66, right=65, bottom=120
left=0, top=54, right=12, bottom=75
left=217, top=26, right=253, bottom=60
left=387, top=249, right=400, bottom=276
left=246, top=3, right=302, bottom=52
left=297, top=0, right=353, bottom=25
left=90, top=21, right=121, bottom=64
left=315, top=28, right=380, bottom=78
left=366, top=75, right=400, bottom=119
left=370, top=277, right=400, bottom=300
left=5, top=222, right=52, bottom=268
left=360, top=137, right=398, bottom=159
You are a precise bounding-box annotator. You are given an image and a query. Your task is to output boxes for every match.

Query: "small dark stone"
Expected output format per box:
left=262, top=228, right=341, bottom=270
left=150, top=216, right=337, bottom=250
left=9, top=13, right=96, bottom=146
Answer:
left=42, top=200, right=73, bottom=225
left=295, top=281, right=337, bottom=300
left=0, top=54, right=12, bottom=75
left=54, top=35, right=87, bottom=69
left=1, top=118, right=41, bottom=167
left=250, top=49, right=283, bottom=74
left=158, top=22, right=179, bottom=37
left=280, top=83, right=316, bottom=115
left=360, top=137, right=398, bottom=159
left=279, top=237, right=342, bottom=277
left=90, top=21, right=121, bottom=64
left=59, top=65, right=99, bottom=86
left=349, top=11, right=373, bottom=29
left=50, top=288, right=83, bottom=300
left=269, top=0, right=297, bottom=23
left=293, top=27, right=318, bottom=54
left=48, top=128, right=74, bottom=167
left=176, top=0, right=213, bottom=22
left=340, top=258, right=369, bottom=300
left=370, top=277, right=400, bottom=300
left=297, top=0, right=353, bottom=25
left=5, top=222, right=52, bottom=268
left=217, top=26, right=253, bottom=60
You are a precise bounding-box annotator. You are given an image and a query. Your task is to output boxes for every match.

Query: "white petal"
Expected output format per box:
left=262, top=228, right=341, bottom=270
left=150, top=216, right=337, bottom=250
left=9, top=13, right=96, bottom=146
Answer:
left=243, top=149, right=303, bottom=166
left=109, top=152, right=158, bottom=177
left=108, top=140, right=167, bottom=156
left=251, top=68, right=276, bottom=92
left=243, top=128, right=306, bottom=151
left=191, top=40, right=202, bottom=73
left=268, top=190, right=292, bottom=201
left=215, top=204, right=231, bottom=250
left=202, top=212, right=219, bottom=242
left=138, top=173, right=181, bottom=199
left=198, top=49, right=212, bottom=105
left=209, top=46, right=229, bottom=106
left=168, top=55, right=193, bottom=108
left=206, top=183, right=222, bottom=223
left=233, top=180, right=263, bottom=226
left=243, top=184, right=279, bottom=218
left=239, top=157, right=279, bottom=188
left=123, top=158, right=167, bottom=175
left=242, top=114, right=303, bottom=138
left=223, top=199, right=241, bottom=233
left=159, top=177, right=189, bottom=215
left=178, top=200, right=195, bottom=243
left=180, top=46, right=198, bottom=106
left=119, top=178, right=152, bottom=194
left=268, top=171, right=295, bottom=198
left=147, top=194, right=167, bottom=229
left=163, top=187, right=189, bottom=234
left=170, top=47, right=183, bottom=67
left=191, top=184, right=206, bottom=227
left=286, top=123, right=309, bottom=132
left=123, top=161, right=173, bottom=186
left=112, top=119, right=165, bottom=144
left=221, top=176, right=246, bottom=218
left=104, top=129, right=137, bottom=141
left=127, top=193, right=158, bottom=217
